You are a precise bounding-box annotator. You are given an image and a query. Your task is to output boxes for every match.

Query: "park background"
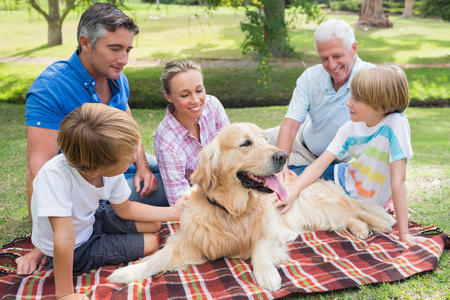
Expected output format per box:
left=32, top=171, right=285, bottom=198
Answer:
left=0, top=0, right=448, bottom=298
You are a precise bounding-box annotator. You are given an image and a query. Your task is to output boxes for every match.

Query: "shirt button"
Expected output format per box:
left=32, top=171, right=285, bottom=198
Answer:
left=84, top=82, right=87, bottom=86
left=36, top=121, right=41, bottom=126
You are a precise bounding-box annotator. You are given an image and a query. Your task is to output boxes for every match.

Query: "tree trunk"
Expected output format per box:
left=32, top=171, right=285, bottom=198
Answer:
left=358, top=0, right=393, bottom=28
left=262, top=0, right=293, bottom=58
left=47, top=0, right=63, bottom=46
left=402, top=0, right=415, bottom=17
left=29, top=0, right=76, bottom=47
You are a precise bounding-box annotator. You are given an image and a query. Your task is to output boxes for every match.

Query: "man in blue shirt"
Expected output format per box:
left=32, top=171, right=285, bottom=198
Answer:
left=18, top=3, right=166, bottom=275
left=267, top=19, right=374, bottom=179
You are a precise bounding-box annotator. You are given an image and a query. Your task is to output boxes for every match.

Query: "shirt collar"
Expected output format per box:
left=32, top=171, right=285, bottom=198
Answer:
left=68, top=50, right=96, bottom=90
left=164, top=103, right=208, bottom=140
left=164, top=105, right=191, bottom=138
left=68, top=50, right=120, bottom=92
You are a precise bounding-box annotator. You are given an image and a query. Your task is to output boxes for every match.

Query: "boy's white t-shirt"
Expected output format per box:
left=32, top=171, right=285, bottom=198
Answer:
left=31, top=154, right=131, bottom=257
left=327, top=113, right=413, bottom=207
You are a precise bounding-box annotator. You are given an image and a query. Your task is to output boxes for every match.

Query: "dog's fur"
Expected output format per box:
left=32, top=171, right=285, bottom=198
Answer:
left=108, top=123, right=395, bottom=291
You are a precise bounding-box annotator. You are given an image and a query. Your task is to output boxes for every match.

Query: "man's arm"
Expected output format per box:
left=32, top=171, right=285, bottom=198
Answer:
left=26, top=126, right=59, bottom=216
left=276, top=118, right=301, bottom=159
left=125, top=108, right=158, bottom=198
left=276, top=118, right=301, bottom=179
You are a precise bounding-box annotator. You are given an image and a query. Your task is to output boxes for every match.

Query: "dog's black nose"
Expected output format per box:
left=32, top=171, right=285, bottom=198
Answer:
left=272, top=151, right=287, bottom=167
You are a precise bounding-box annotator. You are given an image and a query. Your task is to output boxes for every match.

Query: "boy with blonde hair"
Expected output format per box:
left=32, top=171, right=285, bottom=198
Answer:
left=31, top=103, right=184, bottom=300
left=277, top=66, right=426, bottom=244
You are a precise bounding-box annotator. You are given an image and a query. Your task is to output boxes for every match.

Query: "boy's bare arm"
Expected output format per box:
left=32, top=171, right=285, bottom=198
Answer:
left=277, top=150, right=336, bottom=213
left=49, top=216, right=86, bottom=299
left=111, top=197, right=185, bottom=223
left=390, top=159, right=426, bottom=243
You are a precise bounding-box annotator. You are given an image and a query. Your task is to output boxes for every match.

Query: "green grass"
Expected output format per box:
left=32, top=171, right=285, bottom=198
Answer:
left=1, top=62, right=448, bottom=108
left=0, top=103, right=448, bottom=298
left=0, top=3, right=449, bottom=64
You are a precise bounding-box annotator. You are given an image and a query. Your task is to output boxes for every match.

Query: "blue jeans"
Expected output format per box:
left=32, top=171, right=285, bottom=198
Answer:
left=124, top=153, right=169, bottom=207
left=288, top=163, right=336, bottom=181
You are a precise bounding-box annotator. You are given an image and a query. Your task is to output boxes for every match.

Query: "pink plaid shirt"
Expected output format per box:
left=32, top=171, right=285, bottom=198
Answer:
left=154, top=95, right=230, bottom=206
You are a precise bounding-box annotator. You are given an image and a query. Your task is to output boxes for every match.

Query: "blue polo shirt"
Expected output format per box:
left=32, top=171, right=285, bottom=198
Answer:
left=26, top=51, right=130, bottom=130
left=285, top=56, right=374, bottom=157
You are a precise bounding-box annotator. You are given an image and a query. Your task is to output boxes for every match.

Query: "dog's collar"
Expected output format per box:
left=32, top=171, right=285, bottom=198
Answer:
left=206, top=196, right=229, bottom=214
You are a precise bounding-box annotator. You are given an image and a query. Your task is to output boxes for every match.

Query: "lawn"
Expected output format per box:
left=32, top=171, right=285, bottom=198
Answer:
left=0, top=103, right=448, bottom=298
left=0, top=2, right=449, bottom=63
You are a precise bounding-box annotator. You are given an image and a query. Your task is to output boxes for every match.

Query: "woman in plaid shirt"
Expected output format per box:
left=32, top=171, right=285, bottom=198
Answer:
left=154, top=60, right=230, bottom=206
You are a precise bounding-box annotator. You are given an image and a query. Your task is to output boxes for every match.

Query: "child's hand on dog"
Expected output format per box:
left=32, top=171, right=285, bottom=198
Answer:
left=277, top=165, right=295, bottom=183
left=274, top=187, right=296, bottom=214
left=172, top=193, right=188, bottom=220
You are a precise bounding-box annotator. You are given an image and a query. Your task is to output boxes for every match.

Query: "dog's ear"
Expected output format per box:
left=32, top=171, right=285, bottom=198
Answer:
left=190, top=141, right=220, bottom=191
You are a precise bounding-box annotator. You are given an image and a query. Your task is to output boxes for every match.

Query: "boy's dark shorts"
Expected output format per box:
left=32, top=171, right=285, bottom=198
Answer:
left=46, top=202, right=144, bottom=274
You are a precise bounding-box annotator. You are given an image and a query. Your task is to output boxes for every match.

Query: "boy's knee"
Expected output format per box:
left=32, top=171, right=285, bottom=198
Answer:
left=154, top=221, right=161, bottom=231
left=135, top=221, right=161, bottom=233
left=143, top=233, right=159, bottom=255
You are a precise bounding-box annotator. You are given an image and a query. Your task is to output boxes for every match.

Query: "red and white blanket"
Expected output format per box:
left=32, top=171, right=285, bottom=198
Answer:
left=1, top=221, right=447, bottom=299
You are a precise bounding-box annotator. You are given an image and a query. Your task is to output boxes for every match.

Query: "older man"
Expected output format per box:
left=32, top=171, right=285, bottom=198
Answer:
left=18, top=3, right=166, bottom=275
left=268, top=19, right=374, bottom=178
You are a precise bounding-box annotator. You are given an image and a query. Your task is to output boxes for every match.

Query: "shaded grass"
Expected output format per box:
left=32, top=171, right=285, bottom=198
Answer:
left=0, top=103, right=448, bottom=298
left=1, top=62, right=448, bottom=108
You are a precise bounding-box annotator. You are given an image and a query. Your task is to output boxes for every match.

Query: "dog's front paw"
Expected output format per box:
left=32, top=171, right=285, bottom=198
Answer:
left=282, top=228, right=298, bottom=242
left=253, top=266, right=282, bottom=292
left=348, top=220, right=370, bottom=240
left=108, top=263, right=147, bottom=284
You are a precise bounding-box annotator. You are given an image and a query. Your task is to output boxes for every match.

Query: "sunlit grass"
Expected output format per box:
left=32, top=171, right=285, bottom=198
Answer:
left=0, top=3, right=448, bottom=64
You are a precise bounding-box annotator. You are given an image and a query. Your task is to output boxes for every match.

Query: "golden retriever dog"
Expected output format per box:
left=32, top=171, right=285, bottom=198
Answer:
left=108, top=123, right=395, bottom=291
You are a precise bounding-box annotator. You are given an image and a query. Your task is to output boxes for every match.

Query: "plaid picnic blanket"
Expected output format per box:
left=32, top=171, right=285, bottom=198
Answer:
left=1, top=221, right=447, bottom=299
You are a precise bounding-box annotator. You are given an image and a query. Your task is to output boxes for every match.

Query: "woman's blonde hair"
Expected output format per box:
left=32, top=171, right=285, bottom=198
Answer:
left=161, top=59, right=202, bottom=95
left=57, top=103, right=141, bottom=173
left=350, top=66, right=410, bottom=113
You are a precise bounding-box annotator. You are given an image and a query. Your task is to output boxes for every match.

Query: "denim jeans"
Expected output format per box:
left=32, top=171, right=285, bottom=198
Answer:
left=124, top=153, right=169, bottom=207
left=288, top=163, right=336, bottom=181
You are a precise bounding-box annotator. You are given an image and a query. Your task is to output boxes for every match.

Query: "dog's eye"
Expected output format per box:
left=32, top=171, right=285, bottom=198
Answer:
left=240, top=139, right=252, bottom=147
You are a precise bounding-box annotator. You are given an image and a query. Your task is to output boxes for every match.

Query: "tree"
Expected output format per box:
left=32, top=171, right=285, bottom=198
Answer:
left=358, top=0, right=392, bottom=27
left=419, top=0, right=450, bottom=21
left=30, top=0, right=77, bottom=46
left=205, top=0, right=324, bottom=59
left=402, top=0, right=415, bottom=17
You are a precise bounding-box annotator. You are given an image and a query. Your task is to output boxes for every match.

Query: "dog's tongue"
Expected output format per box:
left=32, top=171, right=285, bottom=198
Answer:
left=264, top=175, right=287, bottom=201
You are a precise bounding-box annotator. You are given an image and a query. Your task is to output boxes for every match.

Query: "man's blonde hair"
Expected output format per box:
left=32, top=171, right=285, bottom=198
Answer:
left=58, top=103, right=141, bottom=173
left=350, top=66, right=410, bottom=113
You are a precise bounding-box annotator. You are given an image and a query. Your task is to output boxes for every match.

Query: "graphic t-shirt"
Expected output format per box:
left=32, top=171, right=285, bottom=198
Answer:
left=327, top=113, right=413, bottom=206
